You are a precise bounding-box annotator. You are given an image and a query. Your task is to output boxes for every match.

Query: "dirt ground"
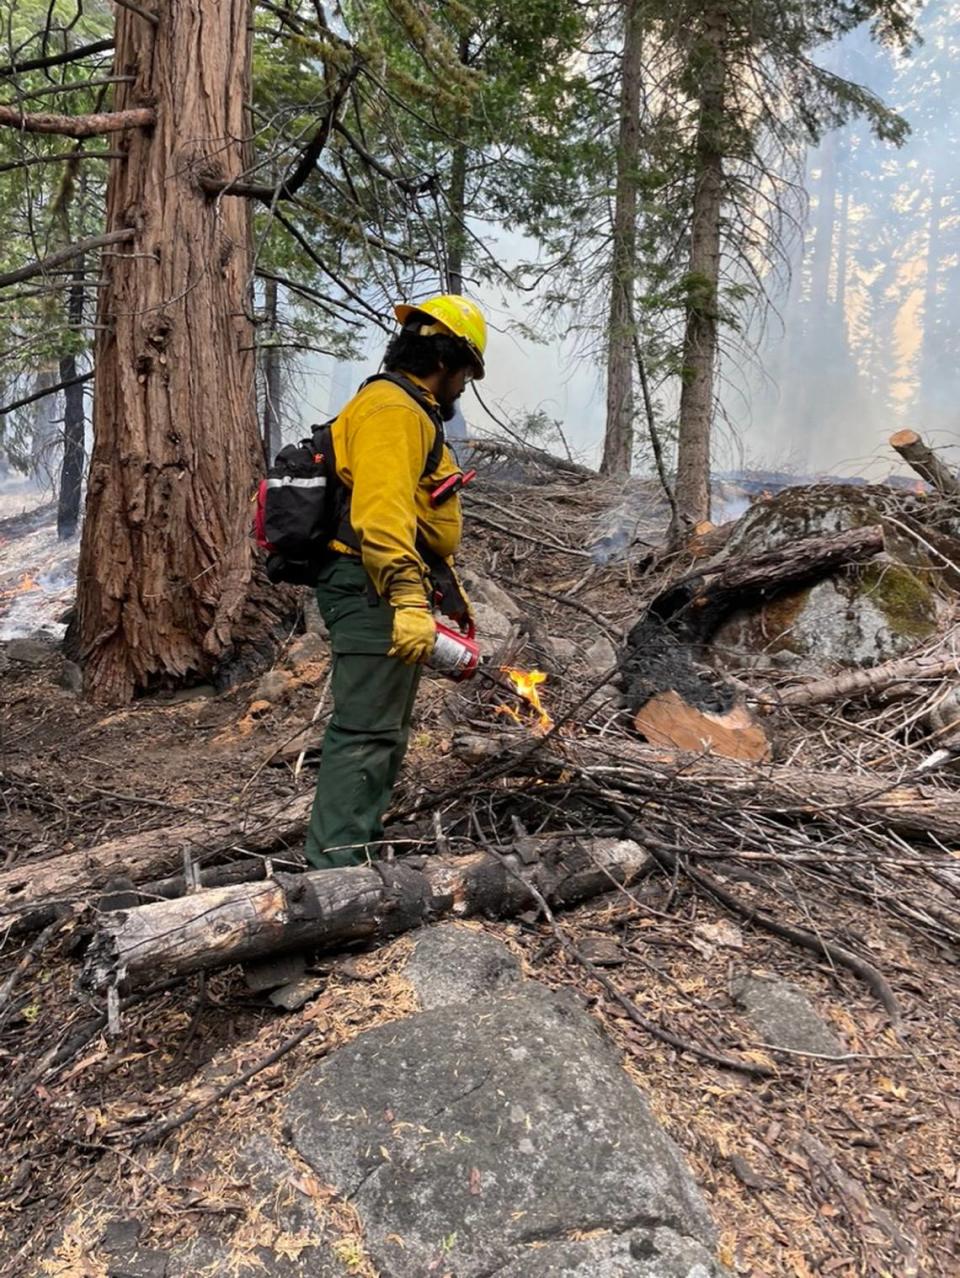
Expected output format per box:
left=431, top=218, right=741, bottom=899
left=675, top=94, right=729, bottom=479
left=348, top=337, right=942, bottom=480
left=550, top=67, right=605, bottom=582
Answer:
left=2, top=471, right=959, bottom=1276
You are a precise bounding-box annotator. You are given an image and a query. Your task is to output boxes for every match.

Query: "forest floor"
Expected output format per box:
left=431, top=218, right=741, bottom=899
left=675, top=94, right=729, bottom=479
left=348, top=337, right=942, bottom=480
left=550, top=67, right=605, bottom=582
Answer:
left=1, top=461, right=958, bottom=1277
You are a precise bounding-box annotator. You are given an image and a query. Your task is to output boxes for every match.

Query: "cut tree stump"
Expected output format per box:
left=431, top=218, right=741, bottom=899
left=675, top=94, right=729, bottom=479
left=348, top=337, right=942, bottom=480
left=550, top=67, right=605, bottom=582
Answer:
left=889, top=430, right=960, bottom=498
left=633, top=689, right=771, bottom=762
left=80, top=836, right=650, bottom=991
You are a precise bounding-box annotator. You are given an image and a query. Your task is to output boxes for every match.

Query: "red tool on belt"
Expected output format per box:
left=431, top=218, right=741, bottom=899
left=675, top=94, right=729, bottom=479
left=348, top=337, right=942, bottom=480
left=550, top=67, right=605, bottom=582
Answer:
left=430, top=469, right=476, bottom=506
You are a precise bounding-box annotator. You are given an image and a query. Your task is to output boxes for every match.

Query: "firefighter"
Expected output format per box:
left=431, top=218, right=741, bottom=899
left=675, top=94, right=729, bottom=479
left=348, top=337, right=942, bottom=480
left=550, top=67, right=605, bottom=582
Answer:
left=304, top=295, right=486, bottom=870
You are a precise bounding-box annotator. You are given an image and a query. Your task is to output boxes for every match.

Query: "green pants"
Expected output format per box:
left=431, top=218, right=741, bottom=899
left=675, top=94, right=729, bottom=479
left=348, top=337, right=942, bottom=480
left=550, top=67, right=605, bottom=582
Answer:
left=305, top=556, right=422, bottom=869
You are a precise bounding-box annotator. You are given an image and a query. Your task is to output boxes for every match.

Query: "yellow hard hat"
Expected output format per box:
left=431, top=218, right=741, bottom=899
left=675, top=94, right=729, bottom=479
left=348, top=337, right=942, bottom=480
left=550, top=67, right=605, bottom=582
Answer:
left=394, top=294, right=486, bottom=379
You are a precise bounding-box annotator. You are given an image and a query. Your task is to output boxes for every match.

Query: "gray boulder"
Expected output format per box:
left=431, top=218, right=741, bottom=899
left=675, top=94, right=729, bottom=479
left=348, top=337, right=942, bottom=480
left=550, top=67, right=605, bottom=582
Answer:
left=731, top=972, right=844, bottom=1057
left=404, top=923, right=522, bottom=1009
left=712, top=486, right=948, bottom=672
left=285, top=985, right=720, bottom=1277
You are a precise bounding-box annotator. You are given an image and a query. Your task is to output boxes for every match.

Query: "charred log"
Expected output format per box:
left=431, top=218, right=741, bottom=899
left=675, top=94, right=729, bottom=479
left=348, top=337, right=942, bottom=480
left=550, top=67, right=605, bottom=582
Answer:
left=621, top=525, right=885, bottom=715
left=80, top=837, right=650, bottom=990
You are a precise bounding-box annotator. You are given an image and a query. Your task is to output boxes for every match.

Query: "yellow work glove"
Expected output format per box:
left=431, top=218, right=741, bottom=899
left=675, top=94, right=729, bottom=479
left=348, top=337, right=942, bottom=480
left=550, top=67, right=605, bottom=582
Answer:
left=389, top=604, right=436, bottom=666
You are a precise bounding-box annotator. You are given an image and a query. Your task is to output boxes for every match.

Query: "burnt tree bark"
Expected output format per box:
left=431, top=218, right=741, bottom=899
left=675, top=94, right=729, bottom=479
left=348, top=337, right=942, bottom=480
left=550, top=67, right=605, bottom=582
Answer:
left=673, top=3, right=727, bottom=536
left=81, top=837, right=650, bottom=989
left=74, top=0, right=260, bottom=702
left=601, top=0, right=643, bottom=477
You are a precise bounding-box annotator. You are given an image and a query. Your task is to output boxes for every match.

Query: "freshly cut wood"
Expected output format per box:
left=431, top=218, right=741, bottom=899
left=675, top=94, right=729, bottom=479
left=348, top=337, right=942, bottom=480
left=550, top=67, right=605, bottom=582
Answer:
left=889, top=430, right=960, bottom=498
left=0, top=792, right=313, bottom=936
left=80, top=836, right=650, bottom=991
left=634, top=689, right=770, bottom=762
left=453, top=730, right=960, bottom=845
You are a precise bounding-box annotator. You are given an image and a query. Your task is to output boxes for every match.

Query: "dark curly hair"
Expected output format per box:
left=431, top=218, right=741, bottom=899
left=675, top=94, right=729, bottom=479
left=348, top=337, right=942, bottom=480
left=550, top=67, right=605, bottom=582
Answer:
left=383, top=328, right=474, bottom=378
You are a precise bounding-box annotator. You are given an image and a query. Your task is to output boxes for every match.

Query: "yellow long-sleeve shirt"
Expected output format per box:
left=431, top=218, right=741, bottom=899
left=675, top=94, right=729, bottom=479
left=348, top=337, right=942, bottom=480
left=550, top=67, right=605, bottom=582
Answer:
left=327, top=372, right=463, bottom=604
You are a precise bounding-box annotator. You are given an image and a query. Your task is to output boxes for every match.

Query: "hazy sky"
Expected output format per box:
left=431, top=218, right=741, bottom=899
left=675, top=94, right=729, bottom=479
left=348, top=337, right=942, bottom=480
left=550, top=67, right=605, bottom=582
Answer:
left=295, top=20, right=952, bottom=483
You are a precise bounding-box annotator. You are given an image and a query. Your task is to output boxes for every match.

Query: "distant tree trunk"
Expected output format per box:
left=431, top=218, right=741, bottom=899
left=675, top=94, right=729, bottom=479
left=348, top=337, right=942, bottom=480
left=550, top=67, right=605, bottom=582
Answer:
left=75, top=0, right=259, bottom=703
left=29, top=367, right=61, bottom=486
left=601, top=0, right=643, bottom=478
left=57, top=262, right=86, bottom=539
left=261, top=275, right=282, bottom=463
left=673, top=3, right=727, bottom=537
left=834, top=148, right=850, bottom=321
left=445, top=31, right=471, bottom=295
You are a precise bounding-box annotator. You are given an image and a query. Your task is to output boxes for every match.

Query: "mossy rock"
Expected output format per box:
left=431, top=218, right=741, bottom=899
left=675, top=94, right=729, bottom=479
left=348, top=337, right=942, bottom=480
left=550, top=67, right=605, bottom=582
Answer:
left=712, top=486, right=948, bottom=673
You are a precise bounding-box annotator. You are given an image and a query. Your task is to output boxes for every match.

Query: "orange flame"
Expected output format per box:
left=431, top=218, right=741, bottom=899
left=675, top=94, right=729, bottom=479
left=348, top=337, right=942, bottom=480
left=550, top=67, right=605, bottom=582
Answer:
left=495, top=703, right=522, bottom=724
left=913, top=479, right=925, bottom=495
left=500, top=666, right=553, bottom=732
left=15, top=572, right=39, bottom=593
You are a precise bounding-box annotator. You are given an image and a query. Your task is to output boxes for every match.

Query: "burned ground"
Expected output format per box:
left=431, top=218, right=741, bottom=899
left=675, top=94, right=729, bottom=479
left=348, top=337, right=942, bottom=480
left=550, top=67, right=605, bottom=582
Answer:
left=1, top=462, right=959, bottom=1276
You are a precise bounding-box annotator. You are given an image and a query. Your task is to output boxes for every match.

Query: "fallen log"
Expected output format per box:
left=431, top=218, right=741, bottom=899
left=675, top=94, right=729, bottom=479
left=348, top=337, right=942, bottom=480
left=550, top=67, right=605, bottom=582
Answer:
left=80, top=836, right=650, bottom=991
left=646, top=524, right=886, bottom=642
left=889, top=429, right=960, bottom=498
left=0, top=792, right=313, bottom=936
left=452, top=730, right=960, bottom=846
left=756, top=640, right=960, bottom=711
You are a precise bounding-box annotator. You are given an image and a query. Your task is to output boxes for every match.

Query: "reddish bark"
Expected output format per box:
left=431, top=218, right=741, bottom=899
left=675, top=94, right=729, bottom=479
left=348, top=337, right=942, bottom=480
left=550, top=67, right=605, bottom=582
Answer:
left=76, top=0, right=260, bottom=702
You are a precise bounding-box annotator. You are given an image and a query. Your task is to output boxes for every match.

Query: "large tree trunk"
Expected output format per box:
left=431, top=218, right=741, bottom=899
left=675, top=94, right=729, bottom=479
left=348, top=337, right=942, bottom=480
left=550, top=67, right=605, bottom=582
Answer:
left=75, top=0, right=259, bottom=703
left=57, top=262, right=86, bottom=539
left=600, top=0, right=642, bottom=477
left=672, top=3, right=727, bottom=536
left=81, top=837, right=650, bottom=990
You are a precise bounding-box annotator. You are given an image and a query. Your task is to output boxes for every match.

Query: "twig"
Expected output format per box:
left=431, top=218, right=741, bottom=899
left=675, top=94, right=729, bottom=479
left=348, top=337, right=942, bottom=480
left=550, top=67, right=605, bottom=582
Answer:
left=127, top=1023, right=319, bottom=1147
left=482, top=842, right=779, bottom=1077
left=0, top=915, right=68, bottom=1027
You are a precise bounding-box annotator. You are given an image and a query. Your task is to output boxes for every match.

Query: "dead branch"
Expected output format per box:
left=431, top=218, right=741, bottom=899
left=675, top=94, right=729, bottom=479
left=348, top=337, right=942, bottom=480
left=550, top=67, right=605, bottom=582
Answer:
left=199, top=65, right=358, bottom=202
left=0, top=230, right=134, bottom=289
left=0, top=369, right=94, bottom=415
left=126, top=1025, right=318, bottom=1148
left=0, top=37, right=115, bottom=78
left=889, top=430, right=960, bottom=498
left=451, top=730, right=960, bottom=849
left=80, top=837, right=650, bottom=990
left=482, top=843, right=779, bottom=1077
left=0, top=104, right=154, bottom=136
left=0, top=792, right=314, bottom=936
left=0, top=148, right=121, bottom=174
left=758, top=641, right=960, bottom=711
left=465, top=437, right=597, bottom=479
left=113, top=0, right=159, bottom=25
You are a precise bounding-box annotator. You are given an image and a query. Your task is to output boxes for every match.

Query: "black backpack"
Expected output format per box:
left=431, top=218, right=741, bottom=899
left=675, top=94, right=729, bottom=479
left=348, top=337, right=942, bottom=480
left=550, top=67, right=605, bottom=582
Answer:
left=253, top=373, right=444, bottom=586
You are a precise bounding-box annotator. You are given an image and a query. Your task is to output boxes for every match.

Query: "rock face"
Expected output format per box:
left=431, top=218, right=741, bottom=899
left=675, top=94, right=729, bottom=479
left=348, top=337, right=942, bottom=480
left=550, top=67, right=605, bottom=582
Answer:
left=285, top=984, right=724, bottom=1277
left=712, top=485, right=947, bottom=672
left=36, top=930, right=727, bottom=1278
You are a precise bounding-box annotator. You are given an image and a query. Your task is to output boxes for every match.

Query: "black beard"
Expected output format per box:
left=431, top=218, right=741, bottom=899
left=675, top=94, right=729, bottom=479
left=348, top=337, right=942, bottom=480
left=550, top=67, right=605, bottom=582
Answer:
left=440, top=401, right=456, bottom=422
